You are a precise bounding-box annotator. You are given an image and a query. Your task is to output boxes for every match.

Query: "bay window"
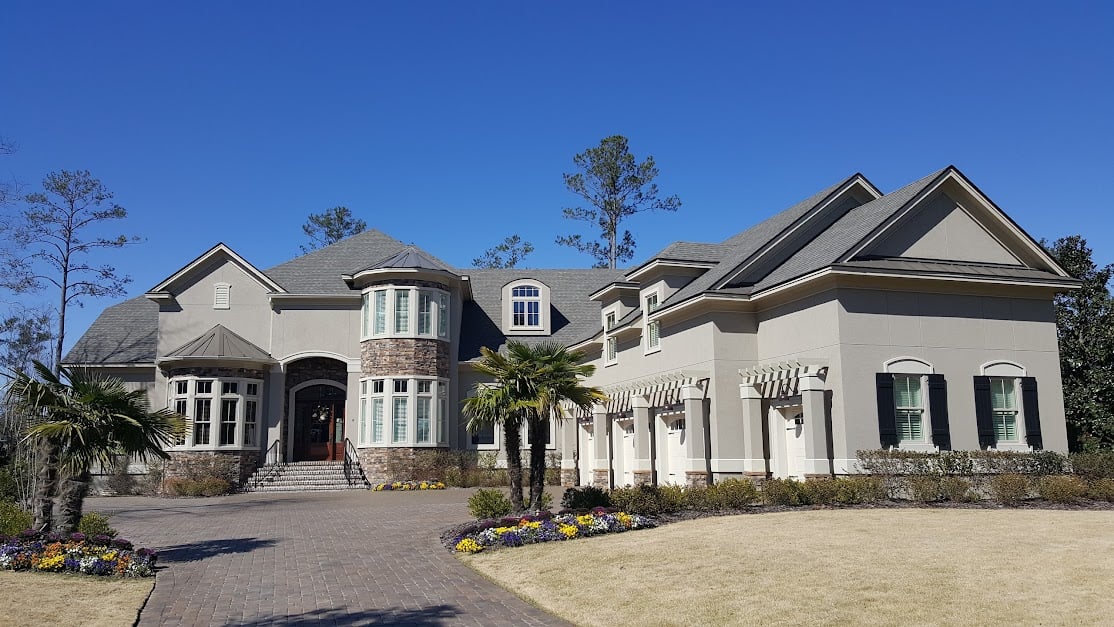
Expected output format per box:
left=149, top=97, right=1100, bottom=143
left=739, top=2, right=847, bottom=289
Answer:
left=359, top=377, right=449, bottom=446
left=168, top=376, right=261, bottom=450
left=361, top=286, right=450, bottom=341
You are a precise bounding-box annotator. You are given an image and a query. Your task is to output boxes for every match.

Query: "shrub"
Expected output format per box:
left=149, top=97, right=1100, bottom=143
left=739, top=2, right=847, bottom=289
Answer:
left=104, top=457, right=137, bottom=496
left=78, top=512, right=118, bottom=537
left=607, top=485, right=685, bottom=516
left=561, top=485, right=611, bottom=511
left=162, top=476, right=232, bottom=497
left=715, top=479, right=760, bottom=509
left=833, top=476, right=886, bottom=504
left=0, top=467, right=22, bottom=503
left=468, top=488, right=512, bottom=519
left=0, top=501, right=32, bottom=535
left=761, top=478, right=805, bottom=506
left=800, top=478, right=839, bottom=505
left=1070, top=451, right=1114, bottom=482
left=907, top=476, right=942, bottom=503
left=1087, top=478, right=1114, bottom=502
left=988, top=473, right=1031, bottom=505
left=939, top=477, right=975, bottom=502
left=1037, top=475, right=1088, bottom=503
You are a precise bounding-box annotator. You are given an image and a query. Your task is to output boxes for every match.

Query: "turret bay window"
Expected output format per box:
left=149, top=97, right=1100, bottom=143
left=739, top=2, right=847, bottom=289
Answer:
left=168, top=376, right=261, bottom=450
left=361, top=286, right=450, bottom=340
left=358, top=377, right=448, bottom=446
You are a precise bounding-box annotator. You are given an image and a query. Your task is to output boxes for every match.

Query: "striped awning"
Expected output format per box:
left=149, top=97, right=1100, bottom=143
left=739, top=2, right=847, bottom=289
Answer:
left=738, top=361, right=827, bottom=399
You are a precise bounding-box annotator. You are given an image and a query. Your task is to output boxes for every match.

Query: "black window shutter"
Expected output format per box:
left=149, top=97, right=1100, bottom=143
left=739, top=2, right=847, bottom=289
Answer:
left=973, top=376, right=994, bottom=449
left=1020, top=377, right=1043, bottom=450
left=927, top=374, right=951, bottom=450
left=875, top=373, right=897, bottom=448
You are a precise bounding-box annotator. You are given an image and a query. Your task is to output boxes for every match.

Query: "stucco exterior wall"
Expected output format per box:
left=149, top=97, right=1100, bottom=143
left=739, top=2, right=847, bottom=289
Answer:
left=270, top=304, right=361, bottom=361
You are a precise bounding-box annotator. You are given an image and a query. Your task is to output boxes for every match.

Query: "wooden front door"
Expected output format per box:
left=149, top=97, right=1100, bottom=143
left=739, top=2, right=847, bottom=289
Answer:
left=293, top=384, right=346, bottom=461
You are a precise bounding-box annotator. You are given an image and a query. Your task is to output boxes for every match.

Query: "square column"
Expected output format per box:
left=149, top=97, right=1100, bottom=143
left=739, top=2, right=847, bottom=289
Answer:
left=559, top=417, right=579, bottom=486
left=682, top=383, right=709, bottom=487
left=739, top=383, right=768, bottom=477
left=800, top=373, right=832, bottom=477
left=631, top=395, right=653, bottom=485
left=266, top=364, right=286, bottom=464
left=591, top=405, right=611, bottom=488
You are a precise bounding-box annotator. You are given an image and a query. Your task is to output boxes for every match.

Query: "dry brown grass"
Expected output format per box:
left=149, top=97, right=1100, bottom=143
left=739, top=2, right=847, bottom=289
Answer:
left=465, top=509, right=1114, bottom=626
left=0, top=571, right=153, bottom=626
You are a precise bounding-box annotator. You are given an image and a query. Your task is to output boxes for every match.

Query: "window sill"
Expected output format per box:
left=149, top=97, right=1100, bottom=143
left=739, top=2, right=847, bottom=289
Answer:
left=361, top=333, right=449, bottom=342
left=644, top=346, right=661, bottom=356
left=897, top=443, right=938, bottom=453
left=360, top=442, right=445, bottom=448
left=505, top=327, right=549, bottom=336
left=989, top=443, right=1032, bottom=453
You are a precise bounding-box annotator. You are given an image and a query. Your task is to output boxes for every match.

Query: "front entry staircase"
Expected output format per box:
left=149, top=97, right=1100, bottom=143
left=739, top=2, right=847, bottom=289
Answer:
left=244, top=460, right=370, bottom=492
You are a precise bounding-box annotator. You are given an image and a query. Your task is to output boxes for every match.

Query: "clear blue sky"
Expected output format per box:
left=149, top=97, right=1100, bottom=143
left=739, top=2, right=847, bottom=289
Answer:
left=2, top=1, right=1111, bottom=353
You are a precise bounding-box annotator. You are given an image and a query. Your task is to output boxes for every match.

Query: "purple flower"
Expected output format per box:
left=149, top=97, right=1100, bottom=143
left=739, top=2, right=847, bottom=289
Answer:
left=69, top=532, right=86, bottom=542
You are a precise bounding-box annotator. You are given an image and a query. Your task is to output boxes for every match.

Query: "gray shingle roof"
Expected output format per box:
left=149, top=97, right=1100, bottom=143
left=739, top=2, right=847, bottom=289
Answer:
left=161, top=324, right=275, bottom=362
left=645, top=241, right=728, bottom=264
left=459, top=268, right=624, bottom=361
left=63, top=296, right=159, bottom=364
left=748, top=169, right=946, bottom=291
left=265, top=229, right=420, bottom=294
left=355, top=245, right=456, bottom=274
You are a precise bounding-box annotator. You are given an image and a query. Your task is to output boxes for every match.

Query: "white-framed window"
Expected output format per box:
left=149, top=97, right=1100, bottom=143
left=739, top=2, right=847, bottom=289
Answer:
left=893, top=374, right=925, bottom=443
left=213, top=283, right=231, bottom=310
left=511, top=285, right=542, bottom=328
left=643, top=289, right=663, bottom=353
left=605, top=337, right=617, bottom=365
left=168, top=376, right=261, bottom=450
left=470, top=423, right=497, bottom=449
left=359, top=377, right=448, bottom=447
left=990, top=377, right=1019, bottom=442
left=521, top=419, right=555, bottom=449
left=605, top=311, right=616, bottom=331
left=362, top=286, right=450, bottom=341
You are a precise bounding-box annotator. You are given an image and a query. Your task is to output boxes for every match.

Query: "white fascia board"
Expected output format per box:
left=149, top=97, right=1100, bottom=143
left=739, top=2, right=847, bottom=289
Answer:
left=646, top=293, right=750, bottom=322
left=149, top=243, right=286, bottom=294
left=269, top=293, right=362, bottom=303
left=588, top=281, right=640, bottom=302
left=346, top=266, right=460, bottom=284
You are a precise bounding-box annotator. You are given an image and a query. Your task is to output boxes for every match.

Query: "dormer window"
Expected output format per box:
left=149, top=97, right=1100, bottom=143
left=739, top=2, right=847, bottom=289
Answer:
left=512, top=285, right=541, bottom=327
left=502, top=279, right=552, bottom=335
left=214, top=283, right=231, bottom=310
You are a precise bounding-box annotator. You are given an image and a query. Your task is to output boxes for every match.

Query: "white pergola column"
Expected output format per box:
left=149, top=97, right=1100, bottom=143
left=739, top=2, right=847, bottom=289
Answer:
left=591, top=404, right=611, bottom=488
left=266, top=364, right=285, bottom=464
left=800, top=372, right=832, bottom=476
left=681, top=383, right=709, bottom=487
left=739, top=383, right=767, bottom=477
left=631, top=395, right=653, bottom=485
left=559, top=417, right=579, bottom=486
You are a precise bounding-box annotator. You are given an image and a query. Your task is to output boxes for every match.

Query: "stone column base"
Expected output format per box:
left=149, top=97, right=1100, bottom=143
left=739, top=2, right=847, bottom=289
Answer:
left=592, top=469, right=610, bottom=489
left=685, top=471, right=709, bottom=488
left=633, top=470, right=653, bottom=486
left=560, top=468, right=579, bottom=487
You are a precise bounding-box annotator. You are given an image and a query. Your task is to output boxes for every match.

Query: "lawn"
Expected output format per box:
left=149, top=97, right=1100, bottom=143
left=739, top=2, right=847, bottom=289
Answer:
left=464, top=508, right=1114, bottom=626
left=0, top=571, right=153, bottom=626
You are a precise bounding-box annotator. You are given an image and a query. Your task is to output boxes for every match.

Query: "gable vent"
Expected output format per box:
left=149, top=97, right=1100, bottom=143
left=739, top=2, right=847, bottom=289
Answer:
left=214, top=283, right=231, bottom=310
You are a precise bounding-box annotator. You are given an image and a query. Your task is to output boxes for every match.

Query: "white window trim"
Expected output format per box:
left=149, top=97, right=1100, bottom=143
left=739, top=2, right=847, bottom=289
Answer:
left=469, top=422, right=500, bottom=450
left=642, top=285, right=664, bottom=355
left=520, top=419, right=557, bottom=451
left=989, top=375, right=1030, bottom=451
left=605, top=337, right=617, bottom=366
left=358, top=376, right=448, bottom=447
left=167, top=375, right=261, bottom=451
left=361, top=286, right=450, bottom=342
left=892, top=373, right=934, bottom=451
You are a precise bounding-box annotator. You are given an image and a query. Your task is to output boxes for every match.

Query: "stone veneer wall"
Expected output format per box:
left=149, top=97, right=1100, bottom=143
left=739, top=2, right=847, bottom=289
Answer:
left=361, top=338, right=449, bottom=378
left=357, top=447, right=447, bottom=484
left=283, top=357, right=349, bottom=450
left=165, top=450, right=261, bottom=487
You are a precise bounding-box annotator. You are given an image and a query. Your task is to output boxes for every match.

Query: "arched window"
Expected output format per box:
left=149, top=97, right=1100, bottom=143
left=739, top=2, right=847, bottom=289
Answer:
left=502, top=279, right=551, bottom=334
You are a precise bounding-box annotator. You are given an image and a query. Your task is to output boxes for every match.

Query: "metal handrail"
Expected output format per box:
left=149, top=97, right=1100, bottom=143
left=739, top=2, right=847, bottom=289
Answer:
left=343, top=437, right=369, bottom=488
left=252, top=440, right=283, bottom=489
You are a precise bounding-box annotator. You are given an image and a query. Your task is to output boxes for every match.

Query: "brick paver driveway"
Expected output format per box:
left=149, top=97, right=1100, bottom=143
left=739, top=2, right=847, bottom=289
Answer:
left=86, top=490, right=569, bottom=626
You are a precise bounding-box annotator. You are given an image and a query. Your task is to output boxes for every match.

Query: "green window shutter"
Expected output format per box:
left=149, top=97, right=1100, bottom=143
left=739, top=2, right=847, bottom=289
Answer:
left=973, top=376, right=995, bottom=448
left=875, top=373, right=898, bottom=448
left=927, top=374, right=951, bottom=450
left=1020, top=377, right=1043, bottom=450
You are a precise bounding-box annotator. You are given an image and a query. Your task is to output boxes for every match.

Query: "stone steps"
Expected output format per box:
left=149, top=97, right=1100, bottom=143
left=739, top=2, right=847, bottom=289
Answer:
left=243, top=461, right=369, bottom=492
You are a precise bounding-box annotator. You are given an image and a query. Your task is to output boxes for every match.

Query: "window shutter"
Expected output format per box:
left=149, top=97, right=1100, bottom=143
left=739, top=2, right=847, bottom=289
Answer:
left=875, top=373, right=897, bottom=448
left=1020, top=377, right=1043, bottom=450
left=973, top=376, right=994, bottom=449
left=927, top=374, right=951, bottom=450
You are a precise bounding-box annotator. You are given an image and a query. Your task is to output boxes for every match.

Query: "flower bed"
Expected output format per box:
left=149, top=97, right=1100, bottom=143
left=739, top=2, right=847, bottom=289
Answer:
left=373, top=480, right=446, bottom=491
left=451, top=508, right=656, bottom=553
left=0, top=531, right=157, bottom=577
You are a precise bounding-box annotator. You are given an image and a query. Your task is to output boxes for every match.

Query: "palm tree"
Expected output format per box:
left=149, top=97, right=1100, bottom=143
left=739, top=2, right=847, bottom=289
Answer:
left=515, top=341, right=605, bottom=511
left=5, top=361, right=183, bottom=531
left=462, top=347, right=531, bottom=513
left=463, top=341, right=606, bottom=514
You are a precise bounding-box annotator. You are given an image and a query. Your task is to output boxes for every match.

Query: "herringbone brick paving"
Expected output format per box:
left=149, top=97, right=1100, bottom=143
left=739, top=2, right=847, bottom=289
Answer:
left=87, top=490, right=569, bottom=626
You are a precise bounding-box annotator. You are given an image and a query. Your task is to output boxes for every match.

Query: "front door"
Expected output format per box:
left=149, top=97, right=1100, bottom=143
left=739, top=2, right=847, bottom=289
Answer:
left=294, top=384, right=346, bottom=461
left=784, top=409, right=806, bottom=479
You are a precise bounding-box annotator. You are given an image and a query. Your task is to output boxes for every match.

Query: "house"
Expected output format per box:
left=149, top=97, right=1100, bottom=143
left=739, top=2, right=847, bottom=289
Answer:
left=65, top=166, right=1077, bottom=488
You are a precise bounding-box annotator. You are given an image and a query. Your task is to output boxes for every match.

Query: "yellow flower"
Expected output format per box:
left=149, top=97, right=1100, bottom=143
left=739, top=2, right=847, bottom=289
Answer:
left=558, top=524, right=579, bottom=539
left=616, top=512, right=633, bottom=527
left=455, top=538, right=484, bottom=553
left=577, top=514, right=594, bottom=526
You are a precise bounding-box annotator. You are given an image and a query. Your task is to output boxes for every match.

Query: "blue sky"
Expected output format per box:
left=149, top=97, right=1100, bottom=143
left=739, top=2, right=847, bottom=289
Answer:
left=2, top=1, right=1111, bottom=353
